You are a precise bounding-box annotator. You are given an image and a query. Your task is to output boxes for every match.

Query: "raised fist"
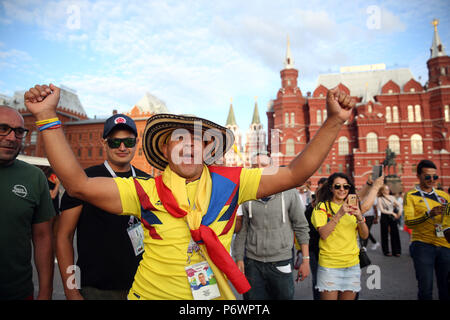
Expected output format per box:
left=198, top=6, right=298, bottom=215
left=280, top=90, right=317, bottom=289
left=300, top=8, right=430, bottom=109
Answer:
left=326, top=87, right=356, bottom=124
left=24, top=84, right=61, bottom=119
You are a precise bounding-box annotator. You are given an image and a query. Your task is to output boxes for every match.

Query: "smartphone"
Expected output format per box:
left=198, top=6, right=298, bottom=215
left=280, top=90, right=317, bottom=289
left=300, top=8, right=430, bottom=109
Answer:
left=372, top=165, right=383, bottom=180
left=348, top=194, right=358, bottom=207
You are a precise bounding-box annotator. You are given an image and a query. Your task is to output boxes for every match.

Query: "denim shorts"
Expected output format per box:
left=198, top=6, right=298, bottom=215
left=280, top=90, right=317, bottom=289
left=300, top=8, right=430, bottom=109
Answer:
left=316, top=264, right=361, bottom=292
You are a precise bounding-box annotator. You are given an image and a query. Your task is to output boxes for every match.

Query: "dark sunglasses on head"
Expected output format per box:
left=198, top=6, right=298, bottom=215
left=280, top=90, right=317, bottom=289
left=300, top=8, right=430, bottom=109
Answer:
left=333, top=183, right=351, bottom=190
left=0, top=123, right=29, bottom=138
left=424, top=174, right=439, bottom=181
left=106, top=137, right=136, bottom=148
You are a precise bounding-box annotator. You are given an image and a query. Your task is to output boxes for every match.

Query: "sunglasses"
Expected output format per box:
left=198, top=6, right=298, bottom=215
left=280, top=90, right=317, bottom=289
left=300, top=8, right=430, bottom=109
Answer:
left=424, top=174, right=439, bottom=181
left=106, top=138, right=136, bottom=148
left=0, top=123, right=29, bottom=139
left=333, top=183, right=351, bottom=190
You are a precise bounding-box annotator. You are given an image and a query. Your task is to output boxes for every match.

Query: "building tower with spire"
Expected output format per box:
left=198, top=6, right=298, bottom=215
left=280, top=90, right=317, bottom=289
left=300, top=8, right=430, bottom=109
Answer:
left=427, top=18, right=449, bottom=89
left=426, top=19, right=450, bottom=159
left=245, top=97, right=267, bottom=165
left=224, top=98, right=243, bottom=166
left=267, top=35, right=307, bottom=165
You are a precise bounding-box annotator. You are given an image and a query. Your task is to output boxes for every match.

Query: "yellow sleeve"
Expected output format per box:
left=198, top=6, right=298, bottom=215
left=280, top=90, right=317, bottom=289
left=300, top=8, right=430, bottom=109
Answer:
left=403, top=191, right=415, bottom=222
left=403, top=191, right=428, bottom=229
left=312, top=202, right=328, bottom=229
left=238, top=168, right=263, bottom=204
left=113, top=176, right=155, bottom=219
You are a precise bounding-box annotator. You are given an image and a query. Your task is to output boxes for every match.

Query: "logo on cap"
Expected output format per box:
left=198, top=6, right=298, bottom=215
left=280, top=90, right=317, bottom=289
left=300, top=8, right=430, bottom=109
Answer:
left=115, top=117, right=126, bottom=124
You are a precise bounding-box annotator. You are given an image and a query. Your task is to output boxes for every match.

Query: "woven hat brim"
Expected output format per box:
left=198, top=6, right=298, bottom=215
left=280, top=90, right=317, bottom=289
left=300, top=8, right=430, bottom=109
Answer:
left=143, top=113, right=235, bottom=171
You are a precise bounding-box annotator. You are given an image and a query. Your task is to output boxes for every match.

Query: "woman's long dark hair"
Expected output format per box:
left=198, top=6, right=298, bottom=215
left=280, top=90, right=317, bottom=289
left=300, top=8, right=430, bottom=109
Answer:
left=315, top=172, right=357, bottom=215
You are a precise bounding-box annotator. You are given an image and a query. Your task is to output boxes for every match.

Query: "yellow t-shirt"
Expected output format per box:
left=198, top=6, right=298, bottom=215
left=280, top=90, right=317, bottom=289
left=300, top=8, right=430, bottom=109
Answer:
left=114, top=166, right=262, bottom=299
left=403, top=188, right=450, bottom=248
left=311, top=201, right=359, bottom=268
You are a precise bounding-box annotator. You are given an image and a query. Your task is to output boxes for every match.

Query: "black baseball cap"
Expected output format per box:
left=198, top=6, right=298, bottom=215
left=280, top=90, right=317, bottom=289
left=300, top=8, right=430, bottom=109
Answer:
left=102, top=114, right=138, bottom=138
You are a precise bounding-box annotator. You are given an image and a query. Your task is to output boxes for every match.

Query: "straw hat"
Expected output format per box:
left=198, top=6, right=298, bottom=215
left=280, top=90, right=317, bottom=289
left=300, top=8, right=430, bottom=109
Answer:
left=143, top=113, right=235, bottom=171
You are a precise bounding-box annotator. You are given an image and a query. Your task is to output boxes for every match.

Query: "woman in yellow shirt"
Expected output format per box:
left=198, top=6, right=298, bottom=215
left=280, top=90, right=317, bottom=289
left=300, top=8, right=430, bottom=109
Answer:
left=312, top=172, right=369, bottom=300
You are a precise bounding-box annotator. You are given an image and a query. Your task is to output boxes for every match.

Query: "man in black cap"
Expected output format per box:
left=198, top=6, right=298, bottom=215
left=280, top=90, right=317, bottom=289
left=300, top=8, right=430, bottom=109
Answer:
left=56, top=113, right=150, bottom=300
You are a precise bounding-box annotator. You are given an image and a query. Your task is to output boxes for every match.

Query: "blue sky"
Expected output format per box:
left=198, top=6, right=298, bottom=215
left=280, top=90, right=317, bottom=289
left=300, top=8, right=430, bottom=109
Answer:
left=0, top=0, right=449, bottom=133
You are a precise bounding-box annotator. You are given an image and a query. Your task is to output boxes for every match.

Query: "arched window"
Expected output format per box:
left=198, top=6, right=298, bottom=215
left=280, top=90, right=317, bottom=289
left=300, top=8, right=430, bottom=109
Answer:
left=444, top=105, right=449, bottom=122
left=385, top=106, right=392, bottom=123
left=411, top=134, right=423, bottom=154
left=30, top=131, right=38, bottom=145
left=388, top=135, right=400, bottom=154
left=323, top=109, right=327, bottom=120
left=415, top=105, right=422, bottom=122
left=366, top=132, right=378, bottom=153
left=392, top=106, right=399, bottom=123
left=338, top=136, right=349, bottom=155
left=408, top=105, right=414, bottom=122
left=286, top=138, right=295, bottom=156
left=317, top=110, right=322, bottom=125
left=285, top=112, right=289, bottom=127
left=290, top=112, right=295, bottom=127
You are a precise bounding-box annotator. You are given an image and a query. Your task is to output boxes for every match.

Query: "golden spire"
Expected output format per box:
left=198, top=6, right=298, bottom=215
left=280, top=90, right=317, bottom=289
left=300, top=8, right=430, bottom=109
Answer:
left=432, top=18, right=439, bottom=32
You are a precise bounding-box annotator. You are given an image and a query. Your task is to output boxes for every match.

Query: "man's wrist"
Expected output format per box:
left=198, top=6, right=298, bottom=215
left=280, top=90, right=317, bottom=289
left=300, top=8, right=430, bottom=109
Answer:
left=34, top=111, right=58, bottom=122
left=324, top=115, right=346, bottom=127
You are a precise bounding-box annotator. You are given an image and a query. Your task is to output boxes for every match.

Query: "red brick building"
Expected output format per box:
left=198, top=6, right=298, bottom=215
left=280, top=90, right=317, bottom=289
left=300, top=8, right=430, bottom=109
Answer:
left=4, top=21, right=448, bottom=191
left=5, top=88, right=166, bottom=177
left=268, top=21, right=450, bottom=191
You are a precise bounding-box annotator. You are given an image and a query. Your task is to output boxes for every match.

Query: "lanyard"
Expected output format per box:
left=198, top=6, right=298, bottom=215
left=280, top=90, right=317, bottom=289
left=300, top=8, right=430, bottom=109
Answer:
left=415, top=186, right=445, bottom=226
left=104, top=160, right=137, bottom=225
left=103, top=160, right=136, bottom=178
left=416, top=186, right=439, bottom=214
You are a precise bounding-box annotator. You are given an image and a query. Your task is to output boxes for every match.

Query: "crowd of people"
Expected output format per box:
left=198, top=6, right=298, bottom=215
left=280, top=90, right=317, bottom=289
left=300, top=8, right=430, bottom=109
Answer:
left=0, top=83, right=449, bottom=301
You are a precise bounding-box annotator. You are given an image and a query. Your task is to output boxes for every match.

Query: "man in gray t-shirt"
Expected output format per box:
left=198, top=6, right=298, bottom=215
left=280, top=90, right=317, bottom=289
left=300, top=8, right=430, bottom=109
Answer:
left=233, top=153, right=310, bottom=300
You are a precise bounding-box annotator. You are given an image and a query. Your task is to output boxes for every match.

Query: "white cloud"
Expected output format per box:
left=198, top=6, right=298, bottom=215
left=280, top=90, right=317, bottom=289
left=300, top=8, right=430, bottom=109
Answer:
left=1, top=0, right=448, bottom=130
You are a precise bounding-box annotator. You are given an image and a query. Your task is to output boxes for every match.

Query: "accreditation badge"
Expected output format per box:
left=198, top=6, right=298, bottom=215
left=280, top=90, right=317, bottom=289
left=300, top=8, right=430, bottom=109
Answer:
left=435, top=224, right=444, bottom=238
left=127, top=223, right=145, bottom=256
left=185, top=261, right=220, bottom=300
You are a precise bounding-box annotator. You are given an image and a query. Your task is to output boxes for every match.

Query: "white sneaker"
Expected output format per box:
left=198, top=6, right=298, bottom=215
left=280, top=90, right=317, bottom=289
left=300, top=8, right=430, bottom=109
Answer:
left=370, top=242, right=380, bottom=250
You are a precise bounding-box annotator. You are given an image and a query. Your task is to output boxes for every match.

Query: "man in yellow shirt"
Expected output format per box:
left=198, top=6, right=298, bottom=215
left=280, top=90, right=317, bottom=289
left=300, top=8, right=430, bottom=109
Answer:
left=404, top=159, right=450, bottom=300
left=23, top=83, right=355, bottom=300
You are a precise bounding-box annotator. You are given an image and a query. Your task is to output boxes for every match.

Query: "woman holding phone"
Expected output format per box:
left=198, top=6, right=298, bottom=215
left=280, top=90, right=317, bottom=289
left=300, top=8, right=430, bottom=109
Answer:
left=311, top=172, right=369, bottom=300
left=377, top=184, right=402, bottom=257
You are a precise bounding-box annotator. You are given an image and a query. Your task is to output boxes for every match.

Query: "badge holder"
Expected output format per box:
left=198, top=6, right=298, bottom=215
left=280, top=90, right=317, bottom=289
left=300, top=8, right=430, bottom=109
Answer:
left=127, top=217, right=145, bottom=256
left=184, top=238, right=221, bottom=300
left=435, top=224, right=444, bottom=238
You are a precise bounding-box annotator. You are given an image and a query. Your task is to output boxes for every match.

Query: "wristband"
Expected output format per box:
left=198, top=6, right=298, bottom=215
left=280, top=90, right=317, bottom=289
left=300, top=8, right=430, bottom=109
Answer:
left=36, top=117, right=59, bottom=126
left=302, top=256, right=310, bottom=260
left=366, top=181, right=373, bottom=186
left=357, top=217, right=366, bottom=224
left=38, top=120, right=62, bottom=131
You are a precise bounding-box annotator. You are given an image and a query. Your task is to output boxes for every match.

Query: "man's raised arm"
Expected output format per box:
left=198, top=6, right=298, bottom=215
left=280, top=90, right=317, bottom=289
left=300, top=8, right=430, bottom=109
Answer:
left=257, top=87, right=355, bottom=199
left=24, top=84, right=123, bottom=214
